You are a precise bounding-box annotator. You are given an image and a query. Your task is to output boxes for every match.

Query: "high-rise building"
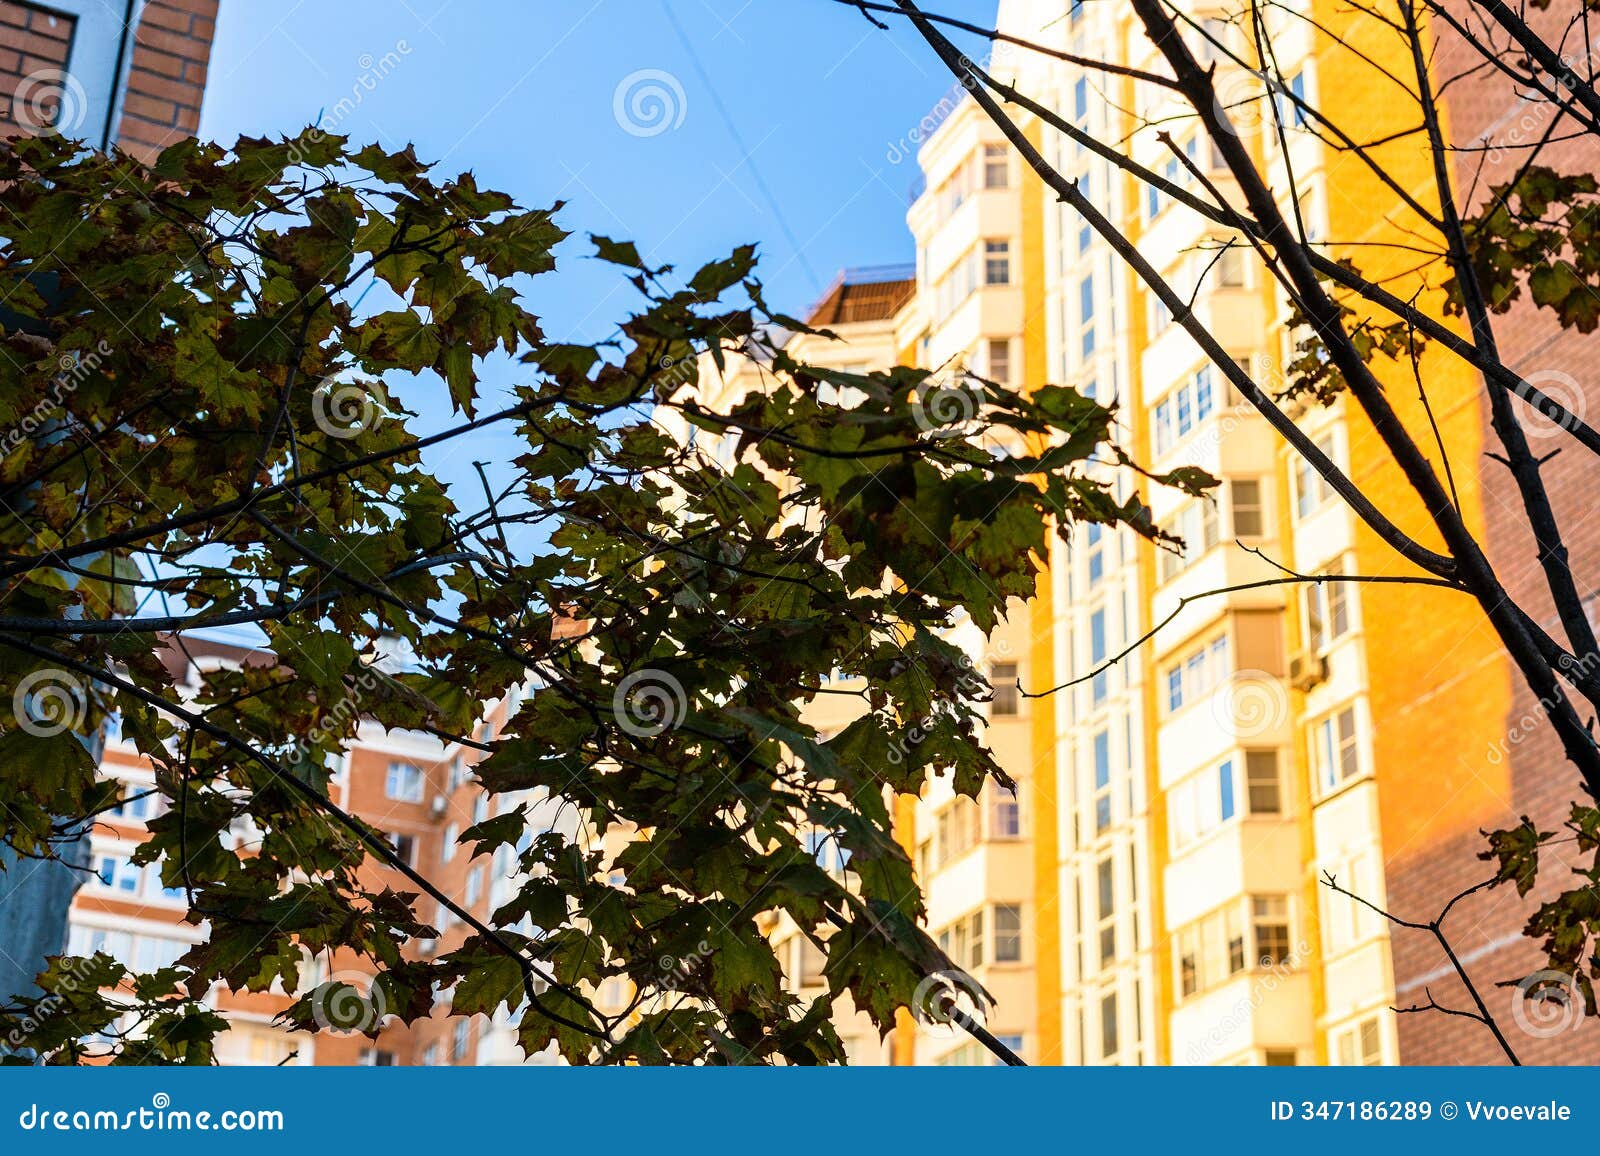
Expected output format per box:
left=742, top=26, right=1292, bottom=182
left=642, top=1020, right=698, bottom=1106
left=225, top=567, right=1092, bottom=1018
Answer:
left=737, top=0, right=1597, bottom=1067
left=897, top=0, right=1598, bottom=1066
left=74, top=633, right=572, bottom=1065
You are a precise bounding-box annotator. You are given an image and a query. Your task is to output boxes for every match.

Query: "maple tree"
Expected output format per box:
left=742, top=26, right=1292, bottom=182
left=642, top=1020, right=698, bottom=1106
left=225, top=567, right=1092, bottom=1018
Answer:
left=0, top=129, right=1202, bottom=1064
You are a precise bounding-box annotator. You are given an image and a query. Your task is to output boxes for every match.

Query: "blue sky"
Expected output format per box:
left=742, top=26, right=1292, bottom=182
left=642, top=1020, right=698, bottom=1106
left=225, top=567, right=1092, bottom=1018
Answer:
left=200, top=0, right=998, bottom=339
left=191, top=1, right=1001, bottom=580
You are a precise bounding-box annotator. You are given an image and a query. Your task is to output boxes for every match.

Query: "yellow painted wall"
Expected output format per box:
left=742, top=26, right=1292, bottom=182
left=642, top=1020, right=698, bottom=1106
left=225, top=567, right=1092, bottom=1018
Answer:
left=1310, top=0, right=1513, bottom=855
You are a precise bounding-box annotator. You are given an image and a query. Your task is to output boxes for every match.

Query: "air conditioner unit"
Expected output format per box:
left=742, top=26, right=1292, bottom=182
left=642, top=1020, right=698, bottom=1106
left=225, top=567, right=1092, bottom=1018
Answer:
left=1288, top=651, right=1328, bottom=693
left=430, top=794, right=448, bottom=819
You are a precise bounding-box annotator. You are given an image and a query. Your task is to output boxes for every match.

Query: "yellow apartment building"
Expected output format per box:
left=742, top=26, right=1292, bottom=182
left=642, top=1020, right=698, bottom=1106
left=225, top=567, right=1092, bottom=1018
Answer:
left=678, top=0, right=1521, bottom=1066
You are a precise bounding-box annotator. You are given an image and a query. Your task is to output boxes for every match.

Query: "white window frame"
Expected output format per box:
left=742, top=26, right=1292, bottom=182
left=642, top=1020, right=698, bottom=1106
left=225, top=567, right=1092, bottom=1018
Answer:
left=385, top=761, right=425, bottom=803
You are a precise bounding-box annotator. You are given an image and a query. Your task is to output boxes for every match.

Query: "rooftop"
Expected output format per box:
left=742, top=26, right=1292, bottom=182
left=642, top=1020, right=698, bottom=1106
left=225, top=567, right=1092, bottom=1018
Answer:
left=803, top=264, right=917, bottom=327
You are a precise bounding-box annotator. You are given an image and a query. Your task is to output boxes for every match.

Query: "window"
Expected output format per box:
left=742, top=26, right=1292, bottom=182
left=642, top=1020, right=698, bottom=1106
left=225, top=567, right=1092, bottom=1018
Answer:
left=936, top=908, right=986, bottom=970
left=1231, top=480, right=1264, bottom=538
left=1089, top=607, right=1109, bottom=705
left=1178, top=926, right=1199, bottom=996
left=1294, top=434, right=1338, bottom=518
left=1145, top=134, right=1200, bottom=219
left=387, top=832, right=416, bottom=867
left=1096, top=856, right=1115, bottom=966
left=992, top=788, right=1022, bottom=839
left=1092, top=728, right=1113, bottom=833
left=984, top=240, right=1011, bottom=285
left=1245, top=750, right=1282, bottom=814
left=1084, top=522, right=1105, bottom=587
left=132, top=935, right=185, bottom=972
left=1214, top=245, right=1246, bottom=287
left=96, top=854, right=142, bottom=894
left=934, top=797, right=981, bottom=868
left=421, top=1043, right=439, bottom=1066
left=1253, top=896, right=1293, bottom=966
left=993, top=905, right=1023, bottom=962
left=803, top=829, right=850, bottom=875
left=1152, top=367, right=1218, bottom=455
left=451, top=1019, right=471, bottom=1061
left=1304, top=561, right=1351, bottom=651
left=1159, top=500, right=1220, bottom=582
left=1265, top=1049, right=1299, bottom=1066
left=109, top=789, right=154, bottom=822
left=1323, top=851, right=1379, bottom=952
left=989, top=662, right=1020, bottom=717
left=986, top=337, right=1012, bottom=383
left=1175, top=896, right=1295, bottom=1000
left=1334, top=1016, right=1383, bottom=1066
left=1310, top=705, right=1361, bottom=791
left=797, top=936, right=827, bottom=986
left=472, top=793, right=489, bottom=825
left=465, top=867, right=483, bottom=907
left=1100, top=991, right=1119, bottom=1059
left=1163, top=634, right=1229, bottom=713
left=1079, top=274, right=1096, bottom=358
left=1275, top=69, right=1310, bottom=129
left=933, top=247, right=982, bottom=321
left=983, top=143, right=1009, bottom=188
left=359, top=1048, right=396, bottom=1067
left=385, top=762, right=424, bottom=803
left=441, top=822, right=458, bottom=863
left=1170, top=759, right=1238, bottom=849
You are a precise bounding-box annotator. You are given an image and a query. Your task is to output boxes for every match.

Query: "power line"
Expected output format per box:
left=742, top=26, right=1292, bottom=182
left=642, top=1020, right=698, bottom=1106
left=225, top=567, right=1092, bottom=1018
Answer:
left=658, top=0, right=824, bottom=294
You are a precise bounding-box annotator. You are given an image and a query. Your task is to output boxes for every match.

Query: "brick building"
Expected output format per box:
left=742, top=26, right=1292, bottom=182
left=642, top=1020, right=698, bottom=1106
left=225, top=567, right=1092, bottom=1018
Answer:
left=74, top=634, right=568, bottom=1066
left=1378, top=2, right=1600, bottom=1065
left=0, top=0, right=215, bottom=160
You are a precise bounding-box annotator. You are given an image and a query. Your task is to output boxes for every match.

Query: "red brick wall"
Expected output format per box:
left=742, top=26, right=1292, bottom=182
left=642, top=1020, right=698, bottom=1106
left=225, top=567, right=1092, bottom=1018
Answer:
left=0, top=2, right=75, bottom=136
left=115, top=0, right=216, bottom=160
left=1385, top=3, right=1600, bottom=1065
left=0, top=0, right=215, bottom=159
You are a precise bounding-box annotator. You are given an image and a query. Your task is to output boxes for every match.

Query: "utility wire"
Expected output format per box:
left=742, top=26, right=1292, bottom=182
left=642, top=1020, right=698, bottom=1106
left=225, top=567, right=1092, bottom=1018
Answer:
left=658, top=0, right=824, bottom=293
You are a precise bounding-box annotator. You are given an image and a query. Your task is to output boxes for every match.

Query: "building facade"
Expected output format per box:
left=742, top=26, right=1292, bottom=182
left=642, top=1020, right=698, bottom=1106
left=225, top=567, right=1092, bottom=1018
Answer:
left=895, top=0, right=1597, bottom=1066
left=1, top=0, right=215, bottom=160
